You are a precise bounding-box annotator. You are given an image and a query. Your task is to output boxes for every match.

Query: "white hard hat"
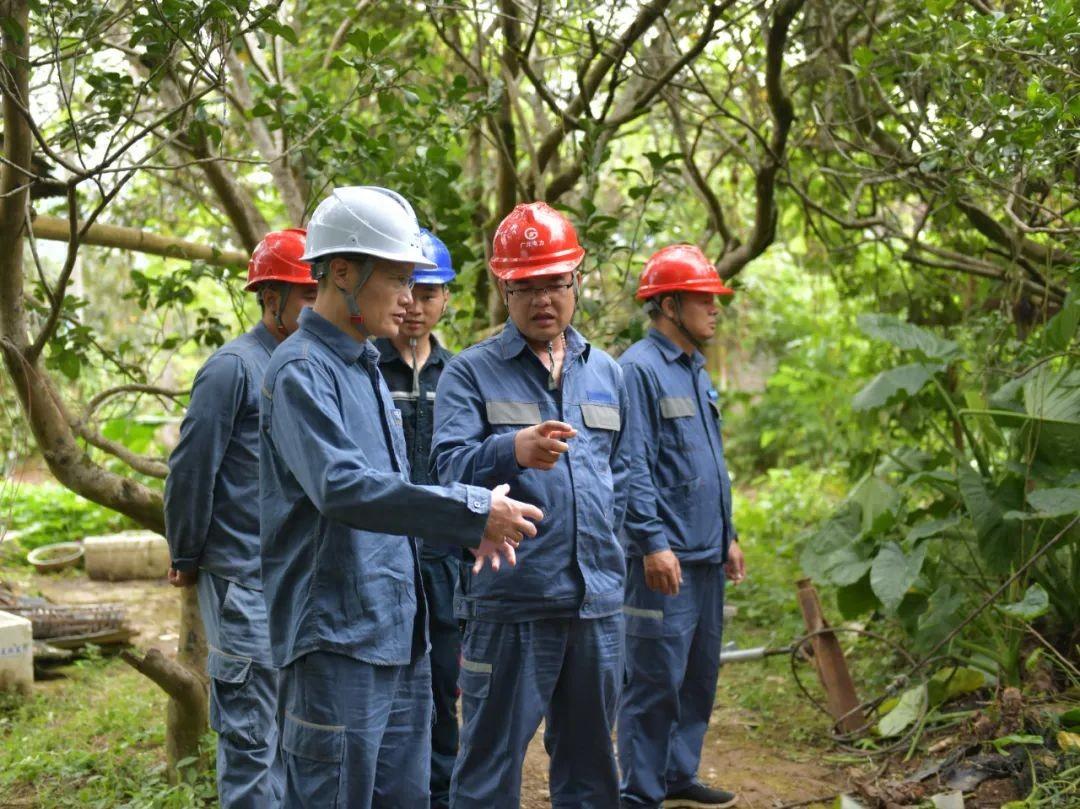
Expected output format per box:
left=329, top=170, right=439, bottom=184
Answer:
left=301, top=186, right=437, bottom=268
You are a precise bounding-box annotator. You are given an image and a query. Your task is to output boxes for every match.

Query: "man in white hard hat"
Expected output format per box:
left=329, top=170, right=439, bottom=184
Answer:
left=259, top=186, right=544, bottom=807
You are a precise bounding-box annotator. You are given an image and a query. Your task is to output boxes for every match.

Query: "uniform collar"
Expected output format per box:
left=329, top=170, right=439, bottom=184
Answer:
left=299, top=308, right=374, bottom=366
left=252, top=321, right=279, bottom=356
left=647, top=327, right=704, bottom=369
left=497, top=318, right=591, bottom=363
left=374, top=334, right=451, bottom=368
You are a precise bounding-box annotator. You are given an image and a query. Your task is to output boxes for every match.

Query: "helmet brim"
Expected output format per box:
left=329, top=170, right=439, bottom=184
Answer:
left=489, top=253, right=584, bottom=282
left=636, top=279, right=734, bottom=301
left=300, top=245, right=438, bottom=269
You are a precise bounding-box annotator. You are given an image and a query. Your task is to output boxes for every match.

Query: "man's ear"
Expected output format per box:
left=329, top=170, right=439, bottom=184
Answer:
left=261, top=286, right=280, bottom=314
left=329, top=256, right=352, bottom=286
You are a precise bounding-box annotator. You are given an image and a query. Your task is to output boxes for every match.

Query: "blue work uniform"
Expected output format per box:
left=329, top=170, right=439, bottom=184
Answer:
left=616, top=328, right=738, bottom=808
left=375, top=334, right=461, bottom=809
left=431, top=320, right=630, bottom=809
left=164, top=321, right=282, bottom=809
left=260, top=308, right=492, bottom=809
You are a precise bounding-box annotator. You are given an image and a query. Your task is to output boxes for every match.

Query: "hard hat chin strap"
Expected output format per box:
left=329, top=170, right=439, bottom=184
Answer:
left=335, top=256, right=375, bottom=339
left=272, top=282, right=292, bottom=335
left=664, top=293, right=706, bottom=351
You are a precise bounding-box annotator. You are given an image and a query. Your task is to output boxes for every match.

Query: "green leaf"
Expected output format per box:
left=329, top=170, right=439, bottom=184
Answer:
left=850, top=476, right=900, bottom=534
left=877, top=684, right=927, bottom=737
left=870, top=541, right=927, bottom=613
left=1022, top=367, right=1080, bottom=468
left=906, top=515, right=961, bottom=542
left=857, top=314, right=960, bottom=360
left=853, top=363, right=938, bottom=411
left=1044, top=290, right=1079, bottom=350
left=996, top=583, right=1050, bottom=622
left=918, top=582, right=966, bottom=647
left=958, top=467, right=1012, bottom=572
left=801, top=502, right=873, bottom=586
left=1059, top=708, right=1080, bottom=730
left=991, top=733, right=1044, bottom=752
left=1026, top=487, right=1080, bottom=517
left=836, top=574, right=878, bottom=619
left=927, top=666, right=987, bottom=706
left=261, top=19, right=298, bottom=46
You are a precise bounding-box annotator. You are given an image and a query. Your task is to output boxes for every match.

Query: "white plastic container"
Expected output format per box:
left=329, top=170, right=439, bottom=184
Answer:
left=83, top=530, right=171, bottom=581
left=0, top=610, right=33, bottom=695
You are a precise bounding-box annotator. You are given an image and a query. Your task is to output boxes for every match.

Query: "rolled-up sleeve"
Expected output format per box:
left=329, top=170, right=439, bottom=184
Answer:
left=164, top=353, right=244, bottom=571
left=270, top=358, right=490, bottom=546
left=431, top=361, right=524, bottom=488
left=619, top=362, right=670, bottom=556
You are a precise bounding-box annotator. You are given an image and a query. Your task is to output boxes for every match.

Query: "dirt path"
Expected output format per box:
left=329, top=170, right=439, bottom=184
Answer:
left=520, top=721, right=842, bottom=809
left=18, top=575, right=845, bottom=806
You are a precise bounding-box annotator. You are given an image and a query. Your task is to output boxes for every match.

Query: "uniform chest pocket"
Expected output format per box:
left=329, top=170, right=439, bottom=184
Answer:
left=659, top=396, right=696, bottom=450
left=580, top=403, right=620, bottom=431
left=485, top=401, right=541, bottom=428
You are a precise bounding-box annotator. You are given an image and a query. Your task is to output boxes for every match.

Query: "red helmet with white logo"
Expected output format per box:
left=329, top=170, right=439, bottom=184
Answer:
left=245, top=228, right=317, bottom=291
left=489, top=202, right=585, bottom=281
left=635, top=244, right=733, bottom=301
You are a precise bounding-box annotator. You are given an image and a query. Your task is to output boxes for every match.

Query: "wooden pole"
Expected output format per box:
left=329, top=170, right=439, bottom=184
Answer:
left=796, top=578, right=865, bottom=734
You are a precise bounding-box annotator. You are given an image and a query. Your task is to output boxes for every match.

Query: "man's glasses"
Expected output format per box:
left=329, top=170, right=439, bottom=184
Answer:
left=505, top=281, right=574, bottom=301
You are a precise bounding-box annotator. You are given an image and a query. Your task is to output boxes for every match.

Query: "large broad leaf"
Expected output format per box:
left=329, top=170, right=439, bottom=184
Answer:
left=870, top=540, right=928, bottom=613
left=850, top=476, right=900, bottom=535
left=957, top=467, right=1014, bottom=572
left=836, top=574, right=878, bottom=619
left=877, top=684, right=927, bottom=737
left=857, top=314, right=960, bottom=360
left=906, top=514, right=961, bottom=542
left=917, top=582, right=967, bottom=648
left=996, top=583, right=1050, bottom=622
left=928, top=666, right=988, bottom=706
left=1044, top=290, right=1079, bottom=351
left=853, top=363, right=939, bottom=411
left=1022, top=366, right=1080, bottom=469
left=800, top=502, right=873, bottom=587
left=1026, top=487, right=1080, bottom=517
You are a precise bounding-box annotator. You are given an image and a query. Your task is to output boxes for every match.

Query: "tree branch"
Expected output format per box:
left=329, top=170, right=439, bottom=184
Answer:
left=714, top=0, right=807, bottom=279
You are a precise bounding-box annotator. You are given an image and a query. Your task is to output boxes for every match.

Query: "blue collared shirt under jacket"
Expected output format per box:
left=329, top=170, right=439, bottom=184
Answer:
left=619, top=328, right=737, bottom=564
left=259, top=309, right=492, bottom=668
left=431, top=320, right=631, bottom=622
left=165, top=321, right=278, bottom=588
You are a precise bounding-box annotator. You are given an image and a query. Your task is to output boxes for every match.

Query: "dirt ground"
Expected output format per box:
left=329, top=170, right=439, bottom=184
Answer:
left=19, top=575, right=845, bottom=808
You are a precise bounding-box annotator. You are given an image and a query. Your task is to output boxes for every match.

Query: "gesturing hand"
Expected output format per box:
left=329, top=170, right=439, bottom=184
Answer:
left=643, top=549, right=682, bottom=596
left=514, top=420, right=577, bottom=470
left=473, top=483, right=544, bottom=573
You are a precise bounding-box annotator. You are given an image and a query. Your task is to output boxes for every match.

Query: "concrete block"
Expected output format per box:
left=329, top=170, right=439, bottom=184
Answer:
left=83, top=530, right=171, bottom=581
left=0, top=611, right=33, bottom=695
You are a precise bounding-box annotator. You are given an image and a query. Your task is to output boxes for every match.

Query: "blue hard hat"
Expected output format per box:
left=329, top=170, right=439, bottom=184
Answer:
left=413, top=228, right=456, bottom=285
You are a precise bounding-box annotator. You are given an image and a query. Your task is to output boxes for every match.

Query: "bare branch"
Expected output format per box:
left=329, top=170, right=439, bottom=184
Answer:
left=715, top=0, right=808, bottom=279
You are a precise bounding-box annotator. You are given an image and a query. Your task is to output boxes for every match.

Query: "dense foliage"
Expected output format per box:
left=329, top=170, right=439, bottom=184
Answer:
left=1, top=0, right=1076, bottom=696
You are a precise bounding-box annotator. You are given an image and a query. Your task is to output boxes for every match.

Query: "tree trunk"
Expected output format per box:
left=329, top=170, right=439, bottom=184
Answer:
left=1, top=4, right=208, bottom=779
left=122, top=589, right=209, bottom=781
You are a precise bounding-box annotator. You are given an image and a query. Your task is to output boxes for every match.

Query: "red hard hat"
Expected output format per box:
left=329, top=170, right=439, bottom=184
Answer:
left=489, top=202, right=585, bottom=281
left=245, top=228, right=317, bottom=291
left=635, top=244, right=734, bottom=301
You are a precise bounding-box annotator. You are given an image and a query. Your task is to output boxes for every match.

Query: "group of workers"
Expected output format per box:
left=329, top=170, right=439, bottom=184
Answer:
left=163, top=185, right=746, bottom=809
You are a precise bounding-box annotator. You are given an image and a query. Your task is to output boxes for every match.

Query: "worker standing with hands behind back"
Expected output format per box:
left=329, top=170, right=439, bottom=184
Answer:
left=617, top=245, right=746, bottom=809
left=164, top=228, right=318, bottom=809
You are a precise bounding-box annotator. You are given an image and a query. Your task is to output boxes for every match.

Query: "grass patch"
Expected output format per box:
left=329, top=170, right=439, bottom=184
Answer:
left=0, top=656, right=215, bottom=808
left=0, top=481, right=136, bottom=567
